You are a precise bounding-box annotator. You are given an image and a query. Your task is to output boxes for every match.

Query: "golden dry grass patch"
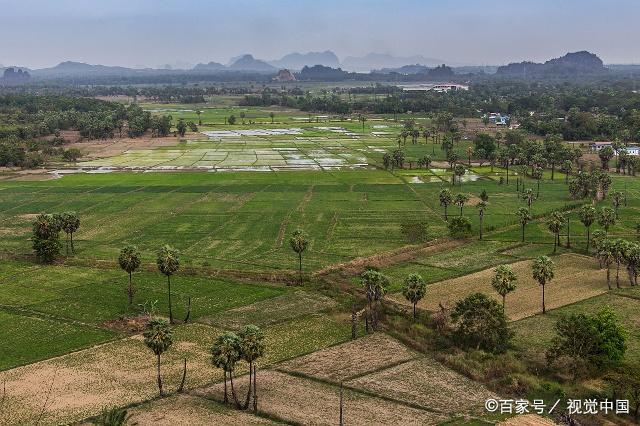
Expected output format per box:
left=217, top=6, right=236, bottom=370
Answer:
left=392, top=254, right=606, bottom=321
left=498, top=414, right=557, bottom=425
left=125, top=394, right=278, bottom=425
left=277, top=333, right=418, bottom=381
left=0, top=324, right=221, bottom=426
left=346, top=357, right=497, bottom=415
left=197, top=370, right=449, bottom=426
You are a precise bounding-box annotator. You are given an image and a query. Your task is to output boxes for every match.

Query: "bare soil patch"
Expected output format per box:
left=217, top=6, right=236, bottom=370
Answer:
left=346, top=357, right=497, bottom=415
left=197, top=370, right=448, bottom=425
left=66, top=134, right=182, bottom=160
left=498, top=414, right=557, bottom=425
left=392, top=254, right=605, bottom=321
left=278, top=333, right=417, bottom=381
left=125, top=394, right=278, bottom=425
left=101, top=314, right=150, bottom=333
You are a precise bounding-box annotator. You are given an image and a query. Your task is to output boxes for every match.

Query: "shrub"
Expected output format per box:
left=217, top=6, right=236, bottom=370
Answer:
left=451, top=292, right=512, bottom=353
left=448, top=216, right=472, bottom=238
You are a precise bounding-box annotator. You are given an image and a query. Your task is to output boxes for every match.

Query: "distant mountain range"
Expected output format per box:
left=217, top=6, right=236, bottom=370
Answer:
left=496, top=51, right=607, bottom=77
left=3, top=50, right=634, bottom=84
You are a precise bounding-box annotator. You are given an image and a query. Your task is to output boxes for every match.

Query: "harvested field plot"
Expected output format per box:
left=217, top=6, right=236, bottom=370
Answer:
left=346, top=357, right=497, bottom=415
left=278, top=333, right=418, bottom=381
left=199, top=370, right=449, bottom=425
left=201, top=290, right=338, bottom=330
left=125, top=394, right=278, bottom=425
left=392, top=254, right=605, bottom=321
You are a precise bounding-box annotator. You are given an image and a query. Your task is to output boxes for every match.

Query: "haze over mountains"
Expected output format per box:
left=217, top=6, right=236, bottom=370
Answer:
left=2, top=50, right=636, bottom=83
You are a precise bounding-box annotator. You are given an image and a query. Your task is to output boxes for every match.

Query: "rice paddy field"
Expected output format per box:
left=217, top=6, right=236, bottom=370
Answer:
left=2, top=101, right=640, bottom=424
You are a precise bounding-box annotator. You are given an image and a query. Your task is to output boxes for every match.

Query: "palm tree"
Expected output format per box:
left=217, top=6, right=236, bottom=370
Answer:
left=523, top=188, right=535, bottom=210
left=60, top=211, right=80, bottom=255
left=466, top=146, right=474, bottom=166
left=118, top=245, right=141, bottom=306
left=454, top=164, right=466, bottom=186
left=402, top=273, right=426, bottom=320
left=240, top=111, right=246, bottom=124
left=532, top=167, right=543, bottom=198
left=196, top=110, right=202, bottom=126
left=611, top=190, right=623, bottom=219
left=532, top=255, right=555, bottom=314
left=516, top=207, right=532, bottom=242
left=269, top=112, right=275, bottom=124
left=612, top=239, right=627, bottom=289
left=289, top=229, right=308, bottom=285
left=439, top=189, right=453, bottom=220
left=360, top=269, right=388, bottom=331
left=454, top=193, right=470, bottom=216
left=579, top=204, right=596, bottom=252
left=143, top=318, right=173, bottom=396
left=211, top=331, right=242, bottom=406
left=598, top=207, right=616, bottom=235
left=547, top=211, right=566, bottom=253
left=491, top=265, right=517, bottom=312
left=477, top=201, right=487, bottom=240
left=597, top=239, right=615, bottom=290
left=95, top=407, right=134, bottom=426
left=238, top=325, right=265, bottom=411
left=358, top=114, right=367, bottom=133
left=156, top=245, right=180, bottom=323
left=624, top=242, right=640, bottom=286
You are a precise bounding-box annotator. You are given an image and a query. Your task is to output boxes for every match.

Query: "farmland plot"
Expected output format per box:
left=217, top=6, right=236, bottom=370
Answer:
left=346, top=357, right=497, bottom=415
left=198, top=370, right=449, bottom=426
left=278, top=333, right=418, bottom=381
left=393, top=254, right=606, bottom=321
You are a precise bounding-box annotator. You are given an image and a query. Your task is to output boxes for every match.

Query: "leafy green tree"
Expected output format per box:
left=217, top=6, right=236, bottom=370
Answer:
left=516, top=207, right=532, bottom=242
left=547, top=211, right=566, bottom=253
left=439, top=189, right=453, bottom=220
left=32, top=213, right=62, bottom=263
left=448, top=216, right=472, bottom=239
left=479, top=189, right=489, bottom=202
left=546, top=307, right=627, bottom=379
left=402, top=273, right=426, bottom=320
left=118, top=245, right=141, bottom=306
left=289, top=229, right=308, bottom=285
left=451, top=292, right=512, bottom=353
left=143, top=318, right=173, bottom=396
left=598, top=207, right=616, bottom=235
left=454, top=193, right=470, bottom=216
left=477, top=201, right=487, bottom=240
left=157, top=245, right=180, bottom=323
left=59, top=211, right=80, bottom=254
left=532, top=255, right=555, bottom=314
left=238, top=325, right=266, bottom=411
left=227, top=115, right=237, bottom=125
left=212, top=331, right=242, bottom=406
left=491, top=265, right=517, bottom=312
left=360, top=269, right=388, bottom=331
left=579, top=204, right=597, bottom=252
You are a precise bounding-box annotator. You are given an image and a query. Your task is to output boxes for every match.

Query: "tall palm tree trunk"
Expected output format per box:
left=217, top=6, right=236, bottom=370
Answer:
left=243, top=362, right=253, bottom=409
left=229, top=372, right=240, bottom=408
left=298, top=252, right=303, bottom=285
left=253, top=364, right=258, bottom=412
left=128, top=271, right=133, bottom=305
left=586, top=227, right=590, bottom=252
left=223, top=371, right=228, bottom=403
left=616, top=262, right=621, bottom=288
left=521, top=224, right=525, bottom=242
left=157, top=353, right=163, bottom=396
left=479, top=217, right=483, bottom=240
left=607, top=267, right=611, bottom=290
left=167, top=276, right=173, bottom=323
left=542, top=284, right=546, bottom=314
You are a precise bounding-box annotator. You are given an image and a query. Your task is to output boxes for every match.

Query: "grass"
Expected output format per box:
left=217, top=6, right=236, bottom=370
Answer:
left=0, top=309, right=117, bottom=370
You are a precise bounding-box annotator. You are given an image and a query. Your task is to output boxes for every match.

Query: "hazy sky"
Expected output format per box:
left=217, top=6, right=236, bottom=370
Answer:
left=1, top=0, right=639, bottom=68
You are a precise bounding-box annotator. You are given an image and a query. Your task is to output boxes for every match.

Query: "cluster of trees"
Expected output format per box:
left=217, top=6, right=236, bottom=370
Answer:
left=31, top=212, right=80, bottom=262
